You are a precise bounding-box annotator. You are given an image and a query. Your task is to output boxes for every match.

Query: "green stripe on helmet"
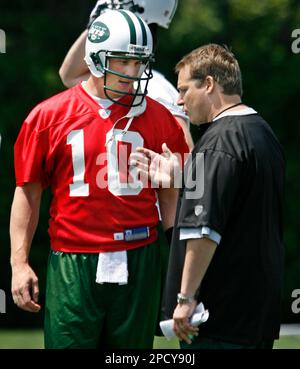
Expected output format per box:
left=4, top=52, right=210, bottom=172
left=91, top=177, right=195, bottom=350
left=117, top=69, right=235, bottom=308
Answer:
left=118, top=10, right=137, bottom=45
left=135, top=15, right=147, bottom=46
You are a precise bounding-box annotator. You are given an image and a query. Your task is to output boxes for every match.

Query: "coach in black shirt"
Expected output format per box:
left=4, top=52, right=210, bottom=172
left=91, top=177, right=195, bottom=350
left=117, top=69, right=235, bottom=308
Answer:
left=131, top=43, right=285, bottom=349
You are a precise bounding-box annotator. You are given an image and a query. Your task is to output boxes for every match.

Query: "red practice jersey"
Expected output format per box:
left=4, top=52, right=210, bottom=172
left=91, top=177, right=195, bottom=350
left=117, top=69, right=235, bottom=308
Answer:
left=14, top=84, right=189, bottom=252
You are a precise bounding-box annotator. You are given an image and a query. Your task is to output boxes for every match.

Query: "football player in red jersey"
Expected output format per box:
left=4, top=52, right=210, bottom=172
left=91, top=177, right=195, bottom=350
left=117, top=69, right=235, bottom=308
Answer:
left=10, top=9, right=188, bottom=349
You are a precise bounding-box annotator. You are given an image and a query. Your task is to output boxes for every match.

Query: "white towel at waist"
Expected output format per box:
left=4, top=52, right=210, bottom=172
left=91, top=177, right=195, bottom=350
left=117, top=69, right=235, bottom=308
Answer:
left=96, top=251, right=128, bottom=285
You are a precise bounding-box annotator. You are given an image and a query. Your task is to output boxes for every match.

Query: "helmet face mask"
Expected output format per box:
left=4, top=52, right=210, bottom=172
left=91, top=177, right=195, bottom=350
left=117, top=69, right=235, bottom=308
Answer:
left=85, top=9, right=154, bottom=107
left=94, top=51, right=154, bottom=107
left=104, top=61, right=153, bottom=107
left=92, top=0, right=135, bottom=11
left=106, top=0, right=135, bottom=9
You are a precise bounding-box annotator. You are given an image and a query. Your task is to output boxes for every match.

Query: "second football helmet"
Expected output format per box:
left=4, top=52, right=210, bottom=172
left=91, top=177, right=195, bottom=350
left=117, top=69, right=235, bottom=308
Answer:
left=130, top=0, right=178, bottom=28
left=88, top=0, right=178, bottom=29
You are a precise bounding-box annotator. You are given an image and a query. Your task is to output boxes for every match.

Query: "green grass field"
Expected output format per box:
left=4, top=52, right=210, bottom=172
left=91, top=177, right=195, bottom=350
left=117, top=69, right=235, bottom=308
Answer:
left=0, top=330, right=299, bottom=349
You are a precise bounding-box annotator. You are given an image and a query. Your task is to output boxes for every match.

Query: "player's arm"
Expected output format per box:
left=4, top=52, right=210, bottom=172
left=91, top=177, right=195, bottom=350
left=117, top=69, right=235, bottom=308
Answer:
left=10, top=183, right=43, bottom=312
left=157, top=187, right=179, bottom=231
left=59, top=30, right=90, bottom=88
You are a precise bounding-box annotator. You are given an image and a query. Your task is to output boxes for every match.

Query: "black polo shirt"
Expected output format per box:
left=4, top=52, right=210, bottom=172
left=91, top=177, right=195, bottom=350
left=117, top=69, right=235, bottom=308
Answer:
left=163, top=113, right=285, bottom=345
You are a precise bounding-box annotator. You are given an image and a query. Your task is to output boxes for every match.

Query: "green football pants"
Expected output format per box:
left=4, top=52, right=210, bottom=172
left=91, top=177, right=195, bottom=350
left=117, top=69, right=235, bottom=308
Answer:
left=44, top=242, right=161, bottom=349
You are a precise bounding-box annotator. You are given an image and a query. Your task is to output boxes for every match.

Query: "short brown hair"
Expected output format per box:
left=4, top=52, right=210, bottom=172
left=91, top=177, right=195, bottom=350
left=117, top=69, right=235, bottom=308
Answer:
left=175, top=44, right=243, bottom=96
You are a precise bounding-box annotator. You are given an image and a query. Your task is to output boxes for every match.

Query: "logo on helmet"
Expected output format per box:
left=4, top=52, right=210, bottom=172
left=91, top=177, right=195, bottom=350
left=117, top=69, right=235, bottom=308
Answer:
left=128, top=44, right=150, bottom=55
left=88, top=22, right=110, bottom=43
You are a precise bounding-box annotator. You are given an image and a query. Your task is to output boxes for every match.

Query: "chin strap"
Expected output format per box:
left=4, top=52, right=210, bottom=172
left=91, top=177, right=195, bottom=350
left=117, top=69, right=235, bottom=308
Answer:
left=105, top=90, right=147, bottom=146
left=126, top=91, right=147, bottom=118
left=120, top=91, right=147, bottom=135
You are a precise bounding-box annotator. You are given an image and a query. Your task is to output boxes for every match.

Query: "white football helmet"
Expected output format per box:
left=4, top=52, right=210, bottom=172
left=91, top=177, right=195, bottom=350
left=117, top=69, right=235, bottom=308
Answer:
left=130, top=0, right=178, bottom=28
left=89, top=0, right=178, bottom=29
left=85, top=9, right=154, bottom=107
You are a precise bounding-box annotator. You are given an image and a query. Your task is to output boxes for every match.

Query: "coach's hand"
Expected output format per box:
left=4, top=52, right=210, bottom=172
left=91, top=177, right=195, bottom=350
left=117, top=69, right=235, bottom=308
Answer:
left=11, top=263, right=41, bottom=312
left=173, top=301, right=199, bottom=344
left=130, top=143, right=181, bottom=188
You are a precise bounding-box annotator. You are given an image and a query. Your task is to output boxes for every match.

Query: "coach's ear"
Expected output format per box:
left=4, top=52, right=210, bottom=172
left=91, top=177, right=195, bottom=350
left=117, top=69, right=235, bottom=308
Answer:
left=204, top=75, right=215, bottom=94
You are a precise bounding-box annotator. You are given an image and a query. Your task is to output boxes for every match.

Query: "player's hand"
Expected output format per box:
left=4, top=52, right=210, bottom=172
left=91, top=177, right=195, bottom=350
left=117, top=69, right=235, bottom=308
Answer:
left=87, top=1, right=108, bottom=29
left=11, top=263, right=41, bottom=313
left=130, top=143, right=182, bottom=188
left=173, top=301, right=199, bottom=344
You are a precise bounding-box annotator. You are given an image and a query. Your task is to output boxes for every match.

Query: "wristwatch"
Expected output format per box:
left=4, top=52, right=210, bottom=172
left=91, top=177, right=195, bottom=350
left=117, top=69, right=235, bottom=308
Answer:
left=177, top=293, right=195, bottom=305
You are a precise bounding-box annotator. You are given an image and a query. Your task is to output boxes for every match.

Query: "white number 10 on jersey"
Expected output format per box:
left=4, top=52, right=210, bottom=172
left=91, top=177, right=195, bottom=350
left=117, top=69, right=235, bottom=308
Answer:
left=67, top=128, right=144, bottom=197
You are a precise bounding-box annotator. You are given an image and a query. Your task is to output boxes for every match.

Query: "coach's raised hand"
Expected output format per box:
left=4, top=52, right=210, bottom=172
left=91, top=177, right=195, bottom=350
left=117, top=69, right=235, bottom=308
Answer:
left=130, top=143, right=182, bottom=188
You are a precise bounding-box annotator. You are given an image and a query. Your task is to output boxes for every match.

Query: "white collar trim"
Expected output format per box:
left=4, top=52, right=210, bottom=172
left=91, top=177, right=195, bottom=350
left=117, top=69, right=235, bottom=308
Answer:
left=213, top=107, right=257, bottom=121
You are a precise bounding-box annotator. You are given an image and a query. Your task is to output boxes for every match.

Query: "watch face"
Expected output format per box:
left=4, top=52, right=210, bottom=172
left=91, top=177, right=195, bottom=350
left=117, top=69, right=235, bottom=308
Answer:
left=177, top=293, right=194, bottom=304
left=177, top=294, right=187, bottom=304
